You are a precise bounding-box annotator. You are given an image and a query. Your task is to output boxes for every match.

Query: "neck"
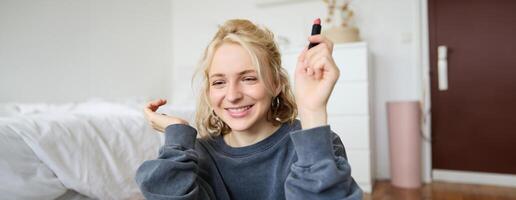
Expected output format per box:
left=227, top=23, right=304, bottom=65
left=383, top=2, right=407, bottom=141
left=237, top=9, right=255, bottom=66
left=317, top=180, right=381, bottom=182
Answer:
left=224, top=121, right=280, bottom=147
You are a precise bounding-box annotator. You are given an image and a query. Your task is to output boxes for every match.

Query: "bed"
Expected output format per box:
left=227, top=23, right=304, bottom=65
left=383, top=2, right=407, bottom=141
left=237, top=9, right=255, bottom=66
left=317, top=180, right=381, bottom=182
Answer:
left=0, top=99, right=195, bottom=200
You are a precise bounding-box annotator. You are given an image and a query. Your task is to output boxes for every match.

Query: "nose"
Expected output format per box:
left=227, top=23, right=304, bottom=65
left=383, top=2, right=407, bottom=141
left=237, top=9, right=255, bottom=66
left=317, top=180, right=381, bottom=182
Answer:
left=226, top=81, right=243, bottom=103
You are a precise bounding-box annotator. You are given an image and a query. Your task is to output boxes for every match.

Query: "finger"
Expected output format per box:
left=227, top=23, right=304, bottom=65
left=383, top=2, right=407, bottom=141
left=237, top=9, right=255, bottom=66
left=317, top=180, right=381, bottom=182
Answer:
left=146, top=99, right=167, bottom=112
left=151, top=98, right=167, bottom=108
left=312, top=56, right=330, bottom=80
left=308, top=35, right=334, bottom=53
left=320, top=36, right=334, bottom=53
left=305, top=44, right=329, bottom=70
left=145, top=101, right=158, bottom=112
left=149, top=98, right=166, bottom=107
left=296, top=47, right=309, bottom=74
left=143, top=99, right=166, bottom=122
left=308, top=35, right=323, bottom=44
left=308, top=35, right=332, bottom=47
left=297, top=47, right=308, bottom=63
left=316, top=56, right=341, bottom=81
left=305, top=43, right=329, bottom=63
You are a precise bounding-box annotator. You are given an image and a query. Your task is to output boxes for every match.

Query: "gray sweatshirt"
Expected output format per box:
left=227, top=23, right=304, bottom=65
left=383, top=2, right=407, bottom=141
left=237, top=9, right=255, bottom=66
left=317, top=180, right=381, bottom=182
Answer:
left=135, top=120, right=363, bottom=200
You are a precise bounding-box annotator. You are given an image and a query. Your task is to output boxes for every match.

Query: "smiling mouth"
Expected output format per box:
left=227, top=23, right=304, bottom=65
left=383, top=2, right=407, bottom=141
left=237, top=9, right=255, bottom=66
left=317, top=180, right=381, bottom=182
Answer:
left=225, top=105, right=254, bottom=112
left=224, top=105, right=254, bottom=118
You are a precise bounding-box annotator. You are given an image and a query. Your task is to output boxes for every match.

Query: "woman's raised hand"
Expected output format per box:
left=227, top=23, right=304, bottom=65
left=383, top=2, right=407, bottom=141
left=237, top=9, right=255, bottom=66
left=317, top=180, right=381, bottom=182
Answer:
left=143, top=99, right=189, bottom=133
left=294, top=35, right=340, bottom=129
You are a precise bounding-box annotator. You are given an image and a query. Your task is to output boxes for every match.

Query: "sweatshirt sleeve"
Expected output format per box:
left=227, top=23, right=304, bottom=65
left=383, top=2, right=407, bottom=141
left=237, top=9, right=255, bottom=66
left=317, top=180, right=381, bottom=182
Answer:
left=135, top=124, right=216, bottom=200
left=285, top=125, right=363, bottom=200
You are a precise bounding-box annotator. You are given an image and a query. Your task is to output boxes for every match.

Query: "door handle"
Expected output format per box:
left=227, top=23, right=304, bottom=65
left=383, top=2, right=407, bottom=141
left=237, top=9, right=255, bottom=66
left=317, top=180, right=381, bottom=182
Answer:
left=438, top=45, right=448, bottom=91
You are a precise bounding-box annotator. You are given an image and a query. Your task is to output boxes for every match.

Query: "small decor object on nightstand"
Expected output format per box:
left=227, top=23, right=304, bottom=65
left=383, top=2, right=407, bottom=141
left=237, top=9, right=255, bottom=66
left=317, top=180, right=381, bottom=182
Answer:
left=322, top=0, right=360, bottom=43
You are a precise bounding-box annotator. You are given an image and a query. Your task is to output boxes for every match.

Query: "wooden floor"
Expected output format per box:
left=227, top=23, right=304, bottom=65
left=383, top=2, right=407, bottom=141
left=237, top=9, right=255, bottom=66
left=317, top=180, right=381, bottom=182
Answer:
left=364, top=181, right=516, bottom=200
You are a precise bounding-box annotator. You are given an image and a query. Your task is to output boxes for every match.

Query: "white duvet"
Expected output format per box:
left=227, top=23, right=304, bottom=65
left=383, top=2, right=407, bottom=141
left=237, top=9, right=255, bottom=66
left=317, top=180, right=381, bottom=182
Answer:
left=0, top=99, right=195, bottom=200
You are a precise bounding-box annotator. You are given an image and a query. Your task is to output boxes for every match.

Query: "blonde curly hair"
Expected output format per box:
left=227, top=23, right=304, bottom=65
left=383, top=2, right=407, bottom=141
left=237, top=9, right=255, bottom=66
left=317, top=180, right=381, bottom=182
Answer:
left=193, top=19, right=297, bottom=138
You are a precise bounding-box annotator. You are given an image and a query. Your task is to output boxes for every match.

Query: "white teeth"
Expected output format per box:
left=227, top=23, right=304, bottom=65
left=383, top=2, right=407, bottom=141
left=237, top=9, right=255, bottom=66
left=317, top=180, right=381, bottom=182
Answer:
left=227, top=105, right=251, bottom=112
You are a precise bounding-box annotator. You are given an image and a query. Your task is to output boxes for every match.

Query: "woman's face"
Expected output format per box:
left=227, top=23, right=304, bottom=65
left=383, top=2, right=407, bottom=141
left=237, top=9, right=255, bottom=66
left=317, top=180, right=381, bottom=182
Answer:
left=208, top=43, right=273, bottom=134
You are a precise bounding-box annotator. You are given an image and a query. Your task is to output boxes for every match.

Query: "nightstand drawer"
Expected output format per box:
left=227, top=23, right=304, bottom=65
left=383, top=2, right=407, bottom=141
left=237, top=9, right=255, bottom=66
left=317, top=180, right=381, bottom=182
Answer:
left=328, top=82, right=369, bottom=115
left=329, top=115, right=370, bottom=149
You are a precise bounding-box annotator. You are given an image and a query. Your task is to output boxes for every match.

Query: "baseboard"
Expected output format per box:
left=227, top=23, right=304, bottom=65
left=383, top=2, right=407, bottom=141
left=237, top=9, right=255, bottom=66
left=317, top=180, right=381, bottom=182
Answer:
left=433, top=169, right=516, bottom=187
left=359, top=182, right=372, bottom=193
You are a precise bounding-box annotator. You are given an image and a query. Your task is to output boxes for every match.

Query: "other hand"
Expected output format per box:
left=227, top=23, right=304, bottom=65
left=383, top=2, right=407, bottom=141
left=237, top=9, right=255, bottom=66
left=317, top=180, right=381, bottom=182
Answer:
left=143, top=98, right=189, bottom=133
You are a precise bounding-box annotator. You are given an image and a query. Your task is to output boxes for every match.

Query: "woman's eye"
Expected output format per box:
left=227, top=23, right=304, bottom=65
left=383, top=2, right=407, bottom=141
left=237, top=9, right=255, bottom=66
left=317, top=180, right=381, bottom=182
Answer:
left=243, top=77, right=257, bottom=82
left=211, top=80, right=225, bottom=86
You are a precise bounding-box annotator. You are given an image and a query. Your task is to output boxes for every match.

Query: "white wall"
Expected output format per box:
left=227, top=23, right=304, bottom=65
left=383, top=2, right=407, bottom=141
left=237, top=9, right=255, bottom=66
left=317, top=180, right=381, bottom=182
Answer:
left=0, top=0, right=173, bottom=103
left=170, top=0, right=423, bottom=180
left=0, top=0, right=425, bottom=180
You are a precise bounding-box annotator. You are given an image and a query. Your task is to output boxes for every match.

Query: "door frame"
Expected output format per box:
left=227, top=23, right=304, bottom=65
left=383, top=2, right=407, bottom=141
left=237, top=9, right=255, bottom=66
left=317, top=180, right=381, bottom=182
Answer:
left=419, top=0, right=432, bottom=183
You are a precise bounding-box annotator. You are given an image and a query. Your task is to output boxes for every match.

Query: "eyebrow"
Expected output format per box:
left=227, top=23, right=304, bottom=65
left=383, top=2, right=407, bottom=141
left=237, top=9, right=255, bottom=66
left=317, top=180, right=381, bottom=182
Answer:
left=209, top=69, right=257, bottom=79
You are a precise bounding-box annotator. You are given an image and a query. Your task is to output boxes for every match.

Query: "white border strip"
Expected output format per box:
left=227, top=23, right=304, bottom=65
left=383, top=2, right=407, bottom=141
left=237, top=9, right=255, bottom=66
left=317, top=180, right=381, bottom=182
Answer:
left=433, top=169, right=516, bottom=188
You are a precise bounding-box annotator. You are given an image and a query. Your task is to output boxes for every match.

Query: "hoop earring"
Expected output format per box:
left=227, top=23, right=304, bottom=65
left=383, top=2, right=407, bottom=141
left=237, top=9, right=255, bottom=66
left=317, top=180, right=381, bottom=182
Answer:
left=271, top=96, right=280, bottom=112
left=209, top=110, right=217, bottom=123
left=211, top=110, right=226, bottom=129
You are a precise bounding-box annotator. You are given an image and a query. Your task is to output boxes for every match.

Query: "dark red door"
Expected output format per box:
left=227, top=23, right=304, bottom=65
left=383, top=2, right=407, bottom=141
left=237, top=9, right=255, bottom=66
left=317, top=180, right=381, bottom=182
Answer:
left=429, top=0, right=516, bottom=174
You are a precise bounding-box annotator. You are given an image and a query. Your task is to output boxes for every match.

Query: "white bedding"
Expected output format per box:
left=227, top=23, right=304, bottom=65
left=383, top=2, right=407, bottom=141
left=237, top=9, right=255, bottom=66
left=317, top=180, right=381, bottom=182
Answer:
left=0, top=122, right=68, bottom=199
left=0, top=99, right=195, bottom=200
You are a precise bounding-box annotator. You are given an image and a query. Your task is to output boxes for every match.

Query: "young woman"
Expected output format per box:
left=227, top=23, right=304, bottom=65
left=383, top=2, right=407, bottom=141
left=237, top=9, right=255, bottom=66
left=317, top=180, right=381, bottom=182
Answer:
left=136, top=19, right=362, bottom=200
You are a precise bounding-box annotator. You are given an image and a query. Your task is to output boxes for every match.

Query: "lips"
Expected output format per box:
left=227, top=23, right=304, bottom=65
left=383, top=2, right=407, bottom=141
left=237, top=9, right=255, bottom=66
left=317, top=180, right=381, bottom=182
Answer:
left=225, top=105, right=253, bottom=118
